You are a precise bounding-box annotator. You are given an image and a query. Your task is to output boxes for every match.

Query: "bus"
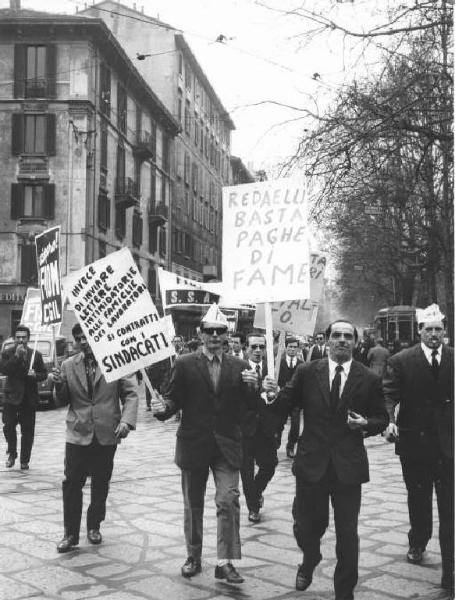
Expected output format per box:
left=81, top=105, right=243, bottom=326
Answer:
left=374, top=305, right=418, bottom=347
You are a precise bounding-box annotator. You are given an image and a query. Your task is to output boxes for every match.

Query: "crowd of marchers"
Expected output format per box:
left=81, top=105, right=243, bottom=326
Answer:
left=0, top=303, right=452, bottom=599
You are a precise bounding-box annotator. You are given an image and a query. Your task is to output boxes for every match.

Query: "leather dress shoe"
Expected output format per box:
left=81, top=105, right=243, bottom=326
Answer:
left=5, top=455, right=15, bottom=468
left=296, top=563, right=313, bottom=591
left=286, top=447, right=295, bottom=459
left=248, top=510, right=261, bottom=523
left=20, top=462, right=29, bottom=470
left=181, top=556, right=202, bottom=577
left=215, top=562, right=244, bottom=584
left=407, top=546, right=423, bottom=564
left=87, top=529, right=102, bottom=544
left=57, top=534, right=78, bottom=553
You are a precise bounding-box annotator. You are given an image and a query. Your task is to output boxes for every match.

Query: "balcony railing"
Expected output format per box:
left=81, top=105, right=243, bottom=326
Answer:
left=115, top=177, right=140, bottom=209
left=133, top=130, right=154, bottom=160
left=148, top=202, right=168, bottom=226
left=25, top=78, right=47, bottom=98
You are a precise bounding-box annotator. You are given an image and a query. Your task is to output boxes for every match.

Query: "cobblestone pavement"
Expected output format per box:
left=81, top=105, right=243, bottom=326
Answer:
left=0, top=385, right=451, bottom=600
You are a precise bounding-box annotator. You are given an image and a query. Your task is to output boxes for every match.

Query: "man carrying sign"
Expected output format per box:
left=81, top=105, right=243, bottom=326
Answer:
left=50, top=323, right=138, bottom=553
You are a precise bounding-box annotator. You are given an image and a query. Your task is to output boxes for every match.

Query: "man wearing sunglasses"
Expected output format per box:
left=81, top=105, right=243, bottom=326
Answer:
left=306, top=332, right=328, bottom=362
left=240, top=333, right=283, bottom=524
left=50, top=323, right=138, bottom=553
left=268, top=320, right=388, bottom=599
left=154, top=304, right=257, bottom=584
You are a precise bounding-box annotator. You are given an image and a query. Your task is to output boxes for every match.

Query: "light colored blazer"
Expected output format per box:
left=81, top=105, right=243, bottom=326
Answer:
left=55, top=352, right=138, bottom=446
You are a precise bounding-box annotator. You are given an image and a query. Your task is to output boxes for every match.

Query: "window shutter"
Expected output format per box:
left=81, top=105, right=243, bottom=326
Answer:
left=43, top=183, right=55, bottom=219
left=10, top=183, right=24, bottom=219
left=21, top=244, right=38, bottom=285
left=11, top=113, right=24, bottom=155
left=14, top=45, right=26, bottom=98
left=46, top=45, right=57, bottom=98
left=46, top=114, right=56, bottom=155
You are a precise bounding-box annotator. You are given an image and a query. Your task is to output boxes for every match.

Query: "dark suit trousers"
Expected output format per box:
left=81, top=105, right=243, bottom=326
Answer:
left=241, top=432, right=278, bottom=513
left=293, top=462, right=361, bottom=600
left=2, top=401, right=36, bottom=463
left=400, top=453, right=454, bottom=571
left=62, top=438, right=116, bottom=541
left=287, top=407, right=301, bottom=450
left=181, top=445, right=241, bottom=560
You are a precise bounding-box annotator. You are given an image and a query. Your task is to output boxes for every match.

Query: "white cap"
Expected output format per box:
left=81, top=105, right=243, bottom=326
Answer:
left=416, top=303, right=445, bottom=325
left=201, top=303, right=229, bottom=328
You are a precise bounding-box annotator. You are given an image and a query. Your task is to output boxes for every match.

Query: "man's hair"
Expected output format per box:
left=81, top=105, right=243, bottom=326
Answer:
left=15, top=324, right=30, bottom=338
left=285, top=336, right=299, bottom=347
left=231, top=331, right=245, bottom=344
left=325, top=320, right=359, bottom=343
left=72, top=323, right=83, bottom=338
left=315, top=331, right=325, bottom=339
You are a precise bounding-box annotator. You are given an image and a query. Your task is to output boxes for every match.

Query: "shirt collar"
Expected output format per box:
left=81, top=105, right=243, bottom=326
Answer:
left=421, top=343, right=442, bottom=362
left=249, top=359, right=261, bottom=371
left=328, top=357, right=352, bottom=377
left=202, top=346, right=223, bottom=362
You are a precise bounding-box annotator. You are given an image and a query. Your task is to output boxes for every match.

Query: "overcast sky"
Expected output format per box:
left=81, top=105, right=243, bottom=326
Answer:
left=2, top=0, right=388, bottom=174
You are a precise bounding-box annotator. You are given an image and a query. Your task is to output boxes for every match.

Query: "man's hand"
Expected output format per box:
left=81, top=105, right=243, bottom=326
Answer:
left=15, top=345, right=27, bottom=359
left=114, top=421, right=130, bottom=441
left=241, top=368, right=258, bottom=387
left=384, top=422, right=398, bottom=442
left=151, top=393, right=167, bottom=415
left=27, top=369, right=36, bottom=379
left=347, top=410, right=367, bottom=430
left=262, top=375, right=278, bottom=395
left=49, top=368, right=62, bottom=385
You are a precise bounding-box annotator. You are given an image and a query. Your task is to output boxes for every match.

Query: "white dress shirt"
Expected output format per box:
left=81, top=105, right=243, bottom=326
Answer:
left=328, top=357, right=352, bottom=396
left=421, top=343, right=442, bottom=366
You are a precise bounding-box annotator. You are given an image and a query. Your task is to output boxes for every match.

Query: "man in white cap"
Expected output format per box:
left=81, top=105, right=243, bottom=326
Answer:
left=154, top=304, right=259, bottom=584
left=383, top=304, right=454, bottom=593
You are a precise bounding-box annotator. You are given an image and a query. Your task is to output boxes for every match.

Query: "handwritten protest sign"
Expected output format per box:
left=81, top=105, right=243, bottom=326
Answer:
left=21, top=288, right=62, bottom=336
left=158, top=268, right=220, bottom=309
left=35, top=226, right=62, bottom=325
left=254, top=252, right=327, bottom=335
left=222, top=178, right=310, bottom=304
left=64, top=248, right=174, bottom=382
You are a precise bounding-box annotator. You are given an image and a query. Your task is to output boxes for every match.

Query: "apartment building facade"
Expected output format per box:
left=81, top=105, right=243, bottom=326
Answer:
left=0, top=7, right=179, bottom=339
left=81, top=1, right=235, bottom=285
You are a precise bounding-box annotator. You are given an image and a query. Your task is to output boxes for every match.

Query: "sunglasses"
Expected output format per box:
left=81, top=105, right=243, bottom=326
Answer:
left=250, top=344, right=265, bottom=350
left=74, top=335, right=88, bottom=342
left=203, top=327, right=227, bottom=335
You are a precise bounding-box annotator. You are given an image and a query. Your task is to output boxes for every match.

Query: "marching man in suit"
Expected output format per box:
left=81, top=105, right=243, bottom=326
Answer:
left=265, top=319, right=388, bottom=599
left=278, top=336, right=304, bottom=459
left=0, top=325, right=47, bottom=470
left=383, top=304, right=454, bottom=593
left=154, top=305, right=258, bottom=584
left=306, top=331, right=328, bottom=362
left=51, top=323, right=138, bottom=553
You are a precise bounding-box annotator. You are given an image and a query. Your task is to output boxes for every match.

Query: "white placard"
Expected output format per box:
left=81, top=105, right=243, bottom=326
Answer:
left=222, top=177, right=310, bottom=303
left=21, top=288, right=62, bottom=336
left=64, top=248, right=174, bottom=382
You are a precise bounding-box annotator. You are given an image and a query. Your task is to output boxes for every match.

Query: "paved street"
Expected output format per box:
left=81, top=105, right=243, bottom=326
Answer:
left=0, top=384, right=451, bottom=600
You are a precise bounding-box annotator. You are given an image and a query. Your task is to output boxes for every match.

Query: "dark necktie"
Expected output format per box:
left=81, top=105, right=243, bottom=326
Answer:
left=290, top=358, right=294, bottom=369
left=256, top=363, right=261, bottom=390
left=330, top=365, right=343, bottom=409
left=431, top=350, right=439, bottom=379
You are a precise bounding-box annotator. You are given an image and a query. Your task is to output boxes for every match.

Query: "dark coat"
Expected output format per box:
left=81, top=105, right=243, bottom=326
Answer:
left=160, top=351, right=257, bottom=470
left=278, top=356, right=304, bottom=388
left=277, top=358, right=388, bottom=484
left=383, top=344, right=454, bottom=459
left=0, top=346, right=47, bottom=406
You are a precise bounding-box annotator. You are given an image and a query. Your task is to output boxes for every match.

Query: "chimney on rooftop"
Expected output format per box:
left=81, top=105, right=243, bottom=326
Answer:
left=10, top=0, right=21, bottom=10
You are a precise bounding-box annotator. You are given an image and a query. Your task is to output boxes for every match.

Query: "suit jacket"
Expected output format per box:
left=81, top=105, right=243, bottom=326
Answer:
left=277, top=358, right=388, bottom=484
left=278, top=356, right=304, bottom=388
left=55, top=352, right=138, bottom=446
left=0, top=346, right=47, bottom=406
left=383, top=344, right=454, bottom=459
left=160, top=351, right=257, bottom=470
left=307, top=344, right=328, bottom=362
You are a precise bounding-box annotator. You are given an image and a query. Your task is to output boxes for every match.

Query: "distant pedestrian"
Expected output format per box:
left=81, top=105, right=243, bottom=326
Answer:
left=306, top=332, right=328, bottom=361
left=266, top=319, right=388, bottom=598
left=367, top=337, right=389, bottom=378
left=383, top=304, right=454, bottom=593
left=154, top=304, right=258, bottom=584
left=0, top=325, right=47, bottom=470
left=51, top=323, right=138, bottom=553
left=277, top=336, right=303, bottom=459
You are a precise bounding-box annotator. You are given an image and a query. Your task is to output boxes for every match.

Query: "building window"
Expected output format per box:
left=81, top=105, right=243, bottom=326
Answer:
left=12, top=113, right=56, bottom=156
left=184, top=190, right=190, bottom=216
left=177, top=90, right=183, bottom=123
left=21, top=244, right=37, bottom=284
left=150, top=167, right=156, bottom=211
left=115, top=207, right=126, bottom=240
left=185, top=63, right=192, bottom=91
left=100, top=124, right=108, bottom=171
left=161, top=177, right=166, bottom=205
left=117, top=84, right=127, bottom=133
left=159, top=227, right=166, bottom=257
left=148, top=266, right=157, bottom=300
left=132, top=211, right=143, bottom=248
left=14, top=44, right=56, bottom=99
left=178, top=53, right=183, bottom=77
left=184, top=153, right=190, bottom=185
left=98, top=192, right=110, bottom=232
left=162, top=134, right=170, bottom=172
left=192, top=163, right=198, bottom=193
left=116, top=144, right=125, bottom=192
left=98, top=240, right=107, bottom=259
left=148, top=223, right=157, bottom=253
left=194, top=113, right=199, bottom=147
left=184, top=100, right=191, bottom=136
left=100, top=63, right=111, bottom=117
left=11, top=183, right=54, bottom=220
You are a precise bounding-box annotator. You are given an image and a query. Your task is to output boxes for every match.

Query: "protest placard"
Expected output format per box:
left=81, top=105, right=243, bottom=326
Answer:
left=158, top=268, right=220, bottom=309
left=35, top=226, right=62, bottom=325
left=222, top=177, right=310, bottom=304
left=254, top=252, right=327, bottom=335
left=64, top=248, right=174, bottom=382
left=21, top=288, right=62, bottom=336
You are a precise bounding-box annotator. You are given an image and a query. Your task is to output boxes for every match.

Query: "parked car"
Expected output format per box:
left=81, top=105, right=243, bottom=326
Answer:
left=0, top=334, right=70, bottom=410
